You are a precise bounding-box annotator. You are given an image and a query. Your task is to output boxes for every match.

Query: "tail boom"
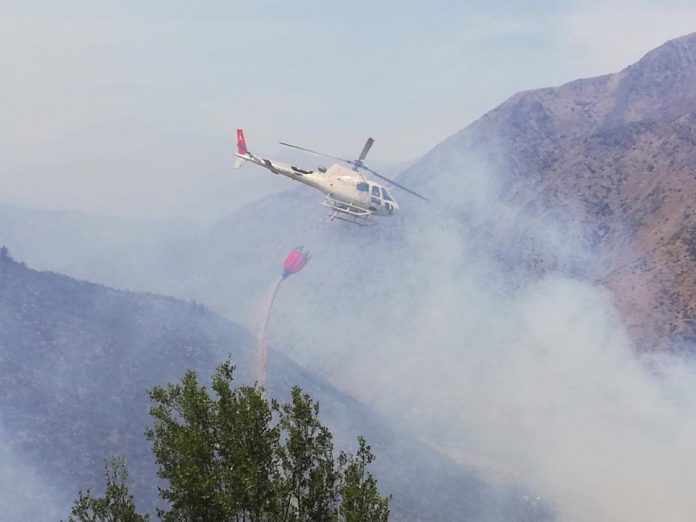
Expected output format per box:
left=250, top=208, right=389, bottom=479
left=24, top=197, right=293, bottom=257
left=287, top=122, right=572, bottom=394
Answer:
left=232, top=129, right=320, bottom=188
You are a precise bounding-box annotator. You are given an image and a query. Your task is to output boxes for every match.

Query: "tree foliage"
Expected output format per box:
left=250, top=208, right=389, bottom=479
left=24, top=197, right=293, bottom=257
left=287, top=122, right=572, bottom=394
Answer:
left=339, top=437, right=390, bottom=522
left=66, top=360, right=389, bottom=521
left=65, top=457, right=149, bottom=522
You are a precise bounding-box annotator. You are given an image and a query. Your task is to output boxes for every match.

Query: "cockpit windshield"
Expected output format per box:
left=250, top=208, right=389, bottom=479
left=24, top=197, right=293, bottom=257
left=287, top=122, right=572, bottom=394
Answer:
left=381, top=187, right=393, bottom=201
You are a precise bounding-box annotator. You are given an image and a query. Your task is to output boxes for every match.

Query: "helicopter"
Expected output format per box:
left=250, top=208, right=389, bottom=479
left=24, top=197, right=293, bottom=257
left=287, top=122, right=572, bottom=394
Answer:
left=233, top=129, right=428, bottom=225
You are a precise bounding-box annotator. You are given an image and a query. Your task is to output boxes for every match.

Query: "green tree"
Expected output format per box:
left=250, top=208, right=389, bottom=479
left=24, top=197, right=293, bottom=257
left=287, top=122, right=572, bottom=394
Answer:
left=276, top=387, right=340, bottom=521
left=212, top=364, right=279, bottom=521
left=339, top=437, right=390, bottom=522
left=66, top=360, right=390, bottom=521
left=65, top=457, right=149, bottom=522
left=146, top=369, right=223, bottom=521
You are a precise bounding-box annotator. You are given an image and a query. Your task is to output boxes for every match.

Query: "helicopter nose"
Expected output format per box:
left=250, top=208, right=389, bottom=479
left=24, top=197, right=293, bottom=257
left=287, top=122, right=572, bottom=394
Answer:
left=387, top=201, right=399, bottom=214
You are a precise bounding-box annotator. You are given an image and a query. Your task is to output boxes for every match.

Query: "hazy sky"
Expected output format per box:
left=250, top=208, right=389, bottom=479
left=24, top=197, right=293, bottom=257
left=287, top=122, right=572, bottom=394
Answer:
left=1, top=0, right=695, bottom=219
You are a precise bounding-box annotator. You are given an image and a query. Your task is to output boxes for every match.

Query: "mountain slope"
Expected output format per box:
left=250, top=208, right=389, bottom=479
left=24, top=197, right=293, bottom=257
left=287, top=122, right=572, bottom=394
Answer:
left=0, top=246, right=248, bottom=518
left=400, top=31, right=696, bottom=349
left=0, top=248, right=545, bottom=521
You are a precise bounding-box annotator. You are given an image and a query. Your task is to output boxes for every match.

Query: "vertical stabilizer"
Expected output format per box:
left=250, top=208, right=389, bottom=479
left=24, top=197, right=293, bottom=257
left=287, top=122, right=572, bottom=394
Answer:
left=234, top=128, right=250, bottom=168
left=237, top=129, right=248, bottom=155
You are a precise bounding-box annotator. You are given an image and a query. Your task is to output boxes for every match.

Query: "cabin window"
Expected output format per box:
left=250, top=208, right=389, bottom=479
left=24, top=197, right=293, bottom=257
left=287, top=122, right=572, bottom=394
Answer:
left=371, top=185, right=381, bottom=205
left=357, top=182, right=369, bottom=192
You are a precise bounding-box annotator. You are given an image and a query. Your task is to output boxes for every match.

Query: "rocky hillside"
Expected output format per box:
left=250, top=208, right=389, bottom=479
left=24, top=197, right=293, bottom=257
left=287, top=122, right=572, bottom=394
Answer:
left=0, top=246, right=251, bottom=519
left=401, top=32, right=696, bottom=349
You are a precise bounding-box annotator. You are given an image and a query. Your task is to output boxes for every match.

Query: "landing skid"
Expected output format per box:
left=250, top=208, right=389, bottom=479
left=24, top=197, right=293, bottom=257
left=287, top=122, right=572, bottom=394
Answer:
left=323, top=195, right=376, bottom=226
left=328, top=211, right=376, bottom=226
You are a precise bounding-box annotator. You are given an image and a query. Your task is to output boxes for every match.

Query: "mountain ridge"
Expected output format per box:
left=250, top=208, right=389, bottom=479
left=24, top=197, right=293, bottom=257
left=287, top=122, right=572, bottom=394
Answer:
left=399, top=31, right=696, bottom=348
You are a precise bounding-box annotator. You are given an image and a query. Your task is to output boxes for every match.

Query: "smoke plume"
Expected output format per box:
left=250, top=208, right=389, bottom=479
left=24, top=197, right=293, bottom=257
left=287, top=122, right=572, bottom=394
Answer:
left=266, top=149, right=696, bottom=522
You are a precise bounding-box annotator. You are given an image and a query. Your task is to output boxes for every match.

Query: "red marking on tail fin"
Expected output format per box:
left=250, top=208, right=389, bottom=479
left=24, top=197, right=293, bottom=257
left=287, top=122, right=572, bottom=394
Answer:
left=237, top=129, right=248, bottom=155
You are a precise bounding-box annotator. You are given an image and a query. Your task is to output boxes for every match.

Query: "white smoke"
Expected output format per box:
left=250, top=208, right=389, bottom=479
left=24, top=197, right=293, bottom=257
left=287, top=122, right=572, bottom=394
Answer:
left=266, top=149, right=696, bottom=522
left=0, top=420, right=71, bottom=521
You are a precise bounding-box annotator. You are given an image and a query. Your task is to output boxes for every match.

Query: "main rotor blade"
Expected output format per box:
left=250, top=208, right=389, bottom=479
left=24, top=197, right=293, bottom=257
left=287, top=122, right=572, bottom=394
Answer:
left=279, top=142, right=350, bottom=163
left=358, top=138, right=374, bottom=162
left=363, top=166, right=430, bottom=201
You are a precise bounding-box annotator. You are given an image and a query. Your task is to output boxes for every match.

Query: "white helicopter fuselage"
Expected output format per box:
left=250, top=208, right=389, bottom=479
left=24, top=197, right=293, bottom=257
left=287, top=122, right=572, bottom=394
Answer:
left=234, top=152, right=399, bottom=218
